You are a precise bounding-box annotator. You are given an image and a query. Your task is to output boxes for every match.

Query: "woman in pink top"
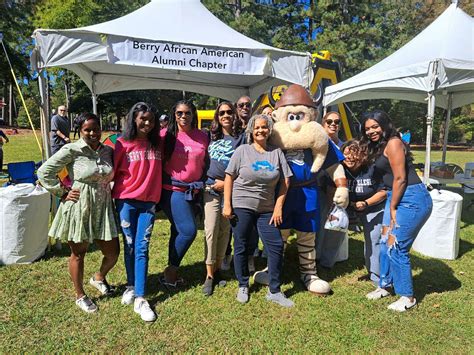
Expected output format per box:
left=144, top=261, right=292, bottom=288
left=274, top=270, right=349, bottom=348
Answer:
left=159, top=100, right=209, bottom=287
left=113, top=102, right=163, bottom=322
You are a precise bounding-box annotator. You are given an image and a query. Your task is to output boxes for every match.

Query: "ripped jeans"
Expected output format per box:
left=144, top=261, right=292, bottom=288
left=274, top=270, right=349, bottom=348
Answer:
left=379, top=183, right=432, bottom=296
left=116, top=199, right=156, bottom=297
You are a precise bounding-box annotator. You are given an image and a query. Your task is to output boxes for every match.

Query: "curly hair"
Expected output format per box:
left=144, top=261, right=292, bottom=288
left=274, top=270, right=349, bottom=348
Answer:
left=210, top=101, right=243, bottom=141
left=245, top=114, right=274, bottom=144
left=341, top=139, right=369, bottom=167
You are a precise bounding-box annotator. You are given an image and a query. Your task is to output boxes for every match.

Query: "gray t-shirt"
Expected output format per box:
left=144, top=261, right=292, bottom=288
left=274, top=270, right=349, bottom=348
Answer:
left=51, top=114, right=71, bottom=148
left=225, top=144, right=293, bottom=213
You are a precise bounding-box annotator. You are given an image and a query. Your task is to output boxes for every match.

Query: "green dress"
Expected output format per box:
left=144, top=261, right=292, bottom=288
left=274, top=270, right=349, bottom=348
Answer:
left=37, top=139, right=119, bottom=243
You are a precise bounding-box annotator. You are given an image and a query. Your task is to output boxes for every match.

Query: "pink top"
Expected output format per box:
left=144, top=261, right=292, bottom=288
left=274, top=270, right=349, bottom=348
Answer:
left=164, top=128, right=209, bottom=191
left=112, top=132, right=165, bottom=202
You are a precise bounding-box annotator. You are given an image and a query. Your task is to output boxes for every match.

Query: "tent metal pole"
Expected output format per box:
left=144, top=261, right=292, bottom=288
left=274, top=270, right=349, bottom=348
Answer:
left=423, top=93, right=435, bottom=184
left=441, top=93, right=453, bottom=164
left=92, top=93, right=98, bottom=115
left=38, top=73, right=51, bottom=160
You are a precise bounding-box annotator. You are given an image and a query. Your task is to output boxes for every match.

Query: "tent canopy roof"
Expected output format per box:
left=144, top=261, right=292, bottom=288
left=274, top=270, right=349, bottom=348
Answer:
left=32, top=0, right=313, bottom=101
left=323, top=3, right=474, bottom=109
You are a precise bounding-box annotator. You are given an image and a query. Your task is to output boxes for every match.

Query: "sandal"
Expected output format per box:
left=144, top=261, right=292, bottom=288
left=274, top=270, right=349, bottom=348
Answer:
left=158, top=275, right=185, bottom=290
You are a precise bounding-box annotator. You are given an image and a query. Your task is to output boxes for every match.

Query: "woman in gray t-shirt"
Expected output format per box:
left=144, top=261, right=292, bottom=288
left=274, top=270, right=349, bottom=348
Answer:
left=223, top=114, right=294, bottom=308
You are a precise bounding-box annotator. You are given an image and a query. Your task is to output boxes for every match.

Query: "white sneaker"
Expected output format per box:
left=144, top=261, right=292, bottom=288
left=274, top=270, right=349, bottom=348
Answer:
left=253, top=268, right=270, bottom=285
left=121, top=286, right=135, bottom=305
left=221, top=255, right=232, bottom=271
left=388, top=296, right=417, bottom=312
left=134, top=298, right=157, bottom=322
left=366, top=287, right=391, bottom=300
left=75, top=295, right=98, bottom=313
left=266, top=291, right=294, bottom=308
left=89, top=276, right=115, bottom=296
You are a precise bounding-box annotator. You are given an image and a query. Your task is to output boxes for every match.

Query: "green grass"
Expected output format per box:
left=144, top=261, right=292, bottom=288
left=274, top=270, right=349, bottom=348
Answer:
left=1, top=131, right=473, bottom=352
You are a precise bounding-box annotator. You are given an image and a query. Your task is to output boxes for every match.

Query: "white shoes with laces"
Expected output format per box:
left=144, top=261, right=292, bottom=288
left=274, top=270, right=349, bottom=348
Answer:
left=388, top=296, right=417, bottom=312
left=134, top=298, right=157, bottom=322
left=121, top=286, right=135, bottom=305
left=75, top=295, right=98, bottom=313
left=366, top=287, right=391, bottom=300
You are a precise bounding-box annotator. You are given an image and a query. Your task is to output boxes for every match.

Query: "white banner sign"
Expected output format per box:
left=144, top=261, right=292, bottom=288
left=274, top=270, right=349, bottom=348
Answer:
left=107, top=37, right=268, bottom=75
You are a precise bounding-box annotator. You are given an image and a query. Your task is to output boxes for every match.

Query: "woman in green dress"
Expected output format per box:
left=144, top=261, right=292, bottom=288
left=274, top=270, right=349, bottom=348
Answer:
left=38, top=113, right=119, bottom=314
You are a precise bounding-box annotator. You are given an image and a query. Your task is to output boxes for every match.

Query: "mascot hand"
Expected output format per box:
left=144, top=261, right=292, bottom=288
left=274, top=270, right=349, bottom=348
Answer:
left=333, top=187, right=349, bottom=208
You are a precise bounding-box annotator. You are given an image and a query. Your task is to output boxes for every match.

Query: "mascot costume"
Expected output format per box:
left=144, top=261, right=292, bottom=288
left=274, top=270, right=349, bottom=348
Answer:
left=254, top=84, right=349, bottom=295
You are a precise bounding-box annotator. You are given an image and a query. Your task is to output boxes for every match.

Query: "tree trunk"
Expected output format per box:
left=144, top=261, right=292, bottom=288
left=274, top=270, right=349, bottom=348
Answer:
left=234, top=0, right=241, bottom=18
left=438, top=111, right=447, bottom=145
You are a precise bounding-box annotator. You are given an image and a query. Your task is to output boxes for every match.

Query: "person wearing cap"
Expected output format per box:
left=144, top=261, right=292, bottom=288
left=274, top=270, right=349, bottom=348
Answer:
left=253, top=84, right=349, bottom=295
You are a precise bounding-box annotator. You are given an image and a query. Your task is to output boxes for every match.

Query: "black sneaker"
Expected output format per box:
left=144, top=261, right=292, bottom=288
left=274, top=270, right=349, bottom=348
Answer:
left=202, top=276, right=214, bottom=296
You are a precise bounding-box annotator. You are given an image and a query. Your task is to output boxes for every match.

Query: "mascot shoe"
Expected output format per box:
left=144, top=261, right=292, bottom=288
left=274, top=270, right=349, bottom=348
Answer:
left=253, top=267, right=270, bottom=286
left=302, top=274, right=331, bottom=295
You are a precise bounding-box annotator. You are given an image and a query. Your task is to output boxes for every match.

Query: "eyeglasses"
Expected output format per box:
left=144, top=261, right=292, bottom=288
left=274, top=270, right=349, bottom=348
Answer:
left=326, top=119, right=341, bottom=126
left=237, top=102, right=251, bottom=109
left=218, top=110, right=233, bottom=117
left=176, top=111, right=192, bottom=117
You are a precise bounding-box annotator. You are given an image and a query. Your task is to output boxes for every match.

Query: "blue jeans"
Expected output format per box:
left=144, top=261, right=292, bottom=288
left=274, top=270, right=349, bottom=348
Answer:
left=359, top=207, right=384, bottom=285
left=232, top=208, right=284, bottom=294
left=116, top=199, right=156, bottom=297
left=379, top=183, right=433, bottom=296
left=160, top=189, right=197, bottom=267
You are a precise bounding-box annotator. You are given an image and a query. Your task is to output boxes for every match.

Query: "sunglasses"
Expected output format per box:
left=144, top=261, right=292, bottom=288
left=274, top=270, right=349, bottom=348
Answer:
left=176, top=111, right=192, bottom=117
left=326, top=119, right=341, bottom=125
left=237, top=102, right=251, bottom=109
left=218, top=110, right=233, bottom=117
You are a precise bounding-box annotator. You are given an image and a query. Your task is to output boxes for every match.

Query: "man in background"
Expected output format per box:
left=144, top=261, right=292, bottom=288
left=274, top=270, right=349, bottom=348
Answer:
left=50, top=105, right=70, bottom=155
left=235, top=96, right=252, bottom=128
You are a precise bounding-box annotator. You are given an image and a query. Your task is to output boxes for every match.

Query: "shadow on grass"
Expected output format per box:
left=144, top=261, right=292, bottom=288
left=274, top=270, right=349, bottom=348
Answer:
left=276, top=236, right=367, bottom=297
left=458, top=238, right=473, bottom=258
left=147, top=261, right=206, bottom=304
left=412, top=254, right=461, bottom=303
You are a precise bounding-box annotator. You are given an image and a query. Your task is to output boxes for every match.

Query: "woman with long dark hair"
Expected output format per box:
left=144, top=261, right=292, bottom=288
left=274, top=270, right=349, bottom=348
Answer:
left=160, top=100, right=209, bottom=287
left=113, top=102, right=164, bottom=322
left=202, top=101, right=244, bottom=296
left=361, top=110, right=432, bottom=312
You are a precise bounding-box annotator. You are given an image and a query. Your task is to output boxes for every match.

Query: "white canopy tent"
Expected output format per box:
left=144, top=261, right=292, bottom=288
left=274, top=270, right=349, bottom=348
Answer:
left=323, top=2, right=474, bottom=182
left=31, top=0, right=313, bottom=157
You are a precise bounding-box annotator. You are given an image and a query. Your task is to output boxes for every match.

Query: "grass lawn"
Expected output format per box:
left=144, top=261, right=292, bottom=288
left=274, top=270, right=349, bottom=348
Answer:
left=0, top=131, right=473, bottom=352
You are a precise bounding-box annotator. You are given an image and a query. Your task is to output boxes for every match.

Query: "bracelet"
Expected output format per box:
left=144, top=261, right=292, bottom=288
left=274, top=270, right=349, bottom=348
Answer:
left=363, top=200, right=369, bottom=207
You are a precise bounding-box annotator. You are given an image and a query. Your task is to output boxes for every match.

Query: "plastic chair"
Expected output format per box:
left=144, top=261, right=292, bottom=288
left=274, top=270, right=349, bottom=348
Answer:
left=443, top=163, right=464, bottom=175
left=5, top=161, right=37, bottom=185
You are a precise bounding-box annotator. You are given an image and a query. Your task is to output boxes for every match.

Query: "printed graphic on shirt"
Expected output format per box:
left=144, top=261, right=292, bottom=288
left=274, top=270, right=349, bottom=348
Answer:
left=252, top=160, right=275, bottom=172
left=126, top=149, right=162, bottom=163
left=348, top=178, right=373, bottom=194
left=209, top=139, right=235, bottom=164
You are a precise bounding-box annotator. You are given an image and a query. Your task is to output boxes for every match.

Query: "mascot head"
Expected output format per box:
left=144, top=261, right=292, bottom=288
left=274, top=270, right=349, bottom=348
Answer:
left=270, top=84, right=328, bottom=172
